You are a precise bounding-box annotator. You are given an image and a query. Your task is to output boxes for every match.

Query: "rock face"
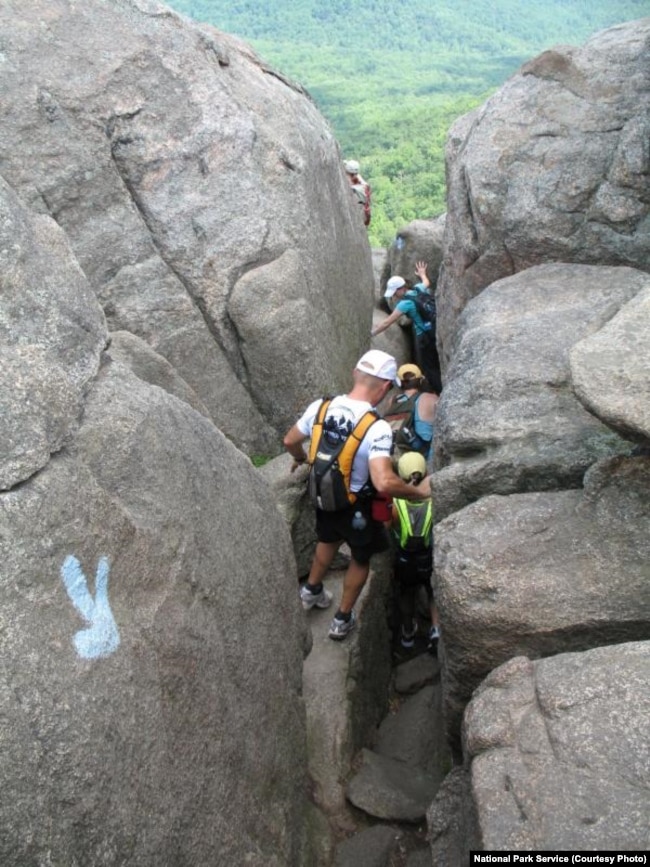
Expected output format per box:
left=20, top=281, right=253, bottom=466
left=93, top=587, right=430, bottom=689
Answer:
left=438, top=18, right=650, bottom=366
left=428, top=17, right=650, bottom=858
left=435, top=454, right=650, bottom=743
left=570, top=286, right=650, bottom=446
left=346, top=748, right=440, bottom=823
left=464, top=645, right=650, bottom=850
left=0, top=0, right=374, bottom=455
left=0, top=177, right=107, bottom=490
left=381, top=216, right=446, bottom=296
left=427, top=766, right=479, bottom=867
left=0, top=132, right=309, bottom=866
left=432, top=262, right=646, bottom=520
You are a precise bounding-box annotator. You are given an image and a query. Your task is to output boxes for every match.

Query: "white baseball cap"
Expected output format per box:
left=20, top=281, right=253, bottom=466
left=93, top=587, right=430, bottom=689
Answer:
left=355, top=350, right=400, bottom=385
left=344, top=159, right=360, bottom=174
left=384, top=276, right=406, bottom=299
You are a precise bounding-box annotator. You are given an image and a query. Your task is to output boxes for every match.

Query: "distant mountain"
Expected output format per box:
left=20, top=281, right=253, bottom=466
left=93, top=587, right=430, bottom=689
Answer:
left=165, top=1, right=650, bottom=244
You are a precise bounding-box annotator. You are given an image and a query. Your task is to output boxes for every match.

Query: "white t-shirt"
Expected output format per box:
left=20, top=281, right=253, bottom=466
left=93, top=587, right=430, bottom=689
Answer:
left=297, top=395, right=393, bottom=493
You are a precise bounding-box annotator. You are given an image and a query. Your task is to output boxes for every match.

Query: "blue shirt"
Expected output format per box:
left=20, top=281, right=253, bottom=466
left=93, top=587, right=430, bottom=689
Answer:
left=413, top=396, right=433, bottom=449
left=395, top=282, right=432, bottom=336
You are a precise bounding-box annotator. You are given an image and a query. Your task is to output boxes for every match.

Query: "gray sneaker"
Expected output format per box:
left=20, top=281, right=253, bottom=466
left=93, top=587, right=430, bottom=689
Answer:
left=300, top=584, right=333, bottom=610
left=328, top=610, right=356, bottom=641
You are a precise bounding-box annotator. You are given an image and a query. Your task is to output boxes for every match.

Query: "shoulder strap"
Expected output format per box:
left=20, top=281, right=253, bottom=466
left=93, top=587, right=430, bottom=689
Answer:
left=307, top=400, right=379, bottom=504
left=338, top=410, right=379, bottom=504
left=307, top=397, right=332, bottom=465
left=385, top=392, right=417, bottom=431
left=394, top=498, right=433, bottom=547
left=412, top=394, right=421, bottom=425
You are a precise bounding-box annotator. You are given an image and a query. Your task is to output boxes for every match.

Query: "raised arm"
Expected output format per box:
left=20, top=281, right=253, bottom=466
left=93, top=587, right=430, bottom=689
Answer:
left=414, top=260, right=431, bottom=290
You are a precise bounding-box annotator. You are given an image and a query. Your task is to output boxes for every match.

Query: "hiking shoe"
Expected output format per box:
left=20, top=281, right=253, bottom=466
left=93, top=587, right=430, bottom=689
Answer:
left=328, top=611, right=356, bottom=641
left=400, top=622, right=417, bottom=649
left=427, top=626, right=440, bottom=652
left=300, top=584, right=333, bottom=610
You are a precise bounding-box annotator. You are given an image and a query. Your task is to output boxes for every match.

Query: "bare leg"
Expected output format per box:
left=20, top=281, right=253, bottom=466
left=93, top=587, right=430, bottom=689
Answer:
left=338, top=558, right=370, bottom=614
left=306, top=541, right=340, bottom=588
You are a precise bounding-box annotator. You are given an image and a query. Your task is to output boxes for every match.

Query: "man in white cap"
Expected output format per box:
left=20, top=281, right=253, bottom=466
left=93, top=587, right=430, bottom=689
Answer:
left=344, top=159, right=371, bottom=226
left=283, top=350, right=431, bottom=640
left=371, top=261, right=442, bottom=393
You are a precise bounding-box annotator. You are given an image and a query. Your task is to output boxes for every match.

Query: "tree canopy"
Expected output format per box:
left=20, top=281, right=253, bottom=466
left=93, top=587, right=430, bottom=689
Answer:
left=165, top=0, right=650, bottom=245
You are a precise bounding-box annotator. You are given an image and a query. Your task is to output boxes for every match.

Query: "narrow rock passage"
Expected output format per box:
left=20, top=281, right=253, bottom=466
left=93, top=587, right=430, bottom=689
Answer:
left=301, top=560, right=449, bottom=866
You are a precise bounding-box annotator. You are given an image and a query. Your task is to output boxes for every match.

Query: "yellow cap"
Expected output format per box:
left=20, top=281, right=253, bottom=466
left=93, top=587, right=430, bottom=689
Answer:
left=397, top=363, right=423, bottom=382
left=397, top=451, right=427, bottom=481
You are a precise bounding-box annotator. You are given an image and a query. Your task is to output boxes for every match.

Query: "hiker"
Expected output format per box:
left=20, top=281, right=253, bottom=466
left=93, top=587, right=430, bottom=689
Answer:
left=371, top=261, right=442, bottom=393
left=383, top=363, right=439, bottom=463
left=283, top=349, right=431, bottom=641
left=391, top=451, right=440, bottom=653
left=344, top=159, right=372, bottom=226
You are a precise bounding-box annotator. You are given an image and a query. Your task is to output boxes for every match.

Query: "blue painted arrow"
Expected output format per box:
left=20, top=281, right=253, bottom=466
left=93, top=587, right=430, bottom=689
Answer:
left=60, top=555, right=120, bottom=660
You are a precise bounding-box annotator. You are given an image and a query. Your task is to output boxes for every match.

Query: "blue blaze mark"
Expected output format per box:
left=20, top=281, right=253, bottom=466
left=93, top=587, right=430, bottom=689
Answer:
left=60, top=555, right=120, bottom=660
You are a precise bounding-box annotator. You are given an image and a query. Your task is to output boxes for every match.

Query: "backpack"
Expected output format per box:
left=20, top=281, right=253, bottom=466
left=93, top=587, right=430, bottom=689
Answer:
left=412, top=286, right=437, bottom=326
left=393, top=498, right=433, bottom=552
left=385, top=392, right=417, bottom=435
left=393, top=395, right=429, bottom=456
left=307, top=398, right=379, bottom=512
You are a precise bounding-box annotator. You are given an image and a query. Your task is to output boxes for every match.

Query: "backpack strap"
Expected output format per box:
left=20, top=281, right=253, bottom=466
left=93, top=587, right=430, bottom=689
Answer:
left=393, top=498, right=433, bottom=549
left=404, top=394, right=419, bottom=434
left=307, top=397, right=332, bottom=466
left=307, top=399, right=379, bottom=505
left=337, top=410, right=379, bottom=504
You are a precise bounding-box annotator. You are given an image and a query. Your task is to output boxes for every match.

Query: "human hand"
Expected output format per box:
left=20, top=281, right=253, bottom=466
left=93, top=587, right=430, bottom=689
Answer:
left=414, top=474, right=432, bottom=499
left=415, top=260, right=428, bottom=279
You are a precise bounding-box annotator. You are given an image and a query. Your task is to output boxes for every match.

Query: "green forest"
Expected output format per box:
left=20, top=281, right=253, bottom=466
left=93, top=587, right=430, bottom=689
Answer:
left=165, top=0, right=650, bottom=245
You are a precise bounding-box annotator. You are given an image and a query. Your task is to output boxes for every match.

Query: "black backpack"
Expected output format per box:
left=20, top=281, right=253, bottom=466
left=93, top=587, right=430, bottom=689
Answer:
left=412, top=287, right=437, bottom=326
left=307, top=399, right=379, bottom=512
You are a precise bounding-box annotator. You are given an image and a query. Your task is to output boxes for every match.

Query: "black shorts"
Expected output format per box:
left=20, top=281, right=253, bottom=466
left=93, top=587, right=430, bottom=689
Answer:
left=394, top=547, right=433, bottom=592
left=316, top=501, right=389, bottom=565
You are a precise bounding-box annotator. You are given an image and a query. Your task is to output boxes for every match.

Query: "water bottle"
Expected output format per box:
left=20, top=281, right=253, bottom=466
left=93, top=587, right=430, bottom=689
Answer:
left=351, top=511, right=367, bottom=530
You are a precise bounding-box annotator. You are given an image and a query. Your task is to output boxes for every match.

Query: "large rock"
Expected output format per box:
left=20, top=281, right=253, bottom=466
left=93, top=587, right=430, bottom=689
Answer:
left=258, top=455, right=316, bottom=578
left=438, top=19, right=650, bottom=365
left=0, top=0, right=374, bottom=454
left=434, top=454, right=650, bottom=743
left=464, top=644, right=650, bottom=850
left=108, top=329, right=210, bottom=417
left=427, top=766, right=479, bottom=867
left=374, top=686, right=446, bottom=779
left=0, top=171, right=310, bottom=865
left=0, top=363, right=310, bottom=865
left=571, top=286, right=650, bottom=446
left=335, top=825, right=404, bottom=867
left=432, top=263, right=645, bottom=520
left=346, top=749, right=440, bottom=823
left=0, top=177, right=107, bottom=490
left=382, top=216, right=446, bottom=296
